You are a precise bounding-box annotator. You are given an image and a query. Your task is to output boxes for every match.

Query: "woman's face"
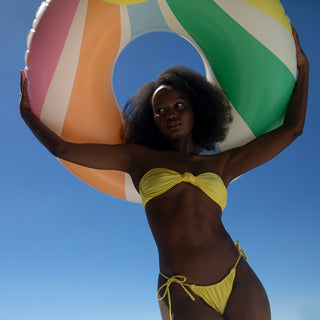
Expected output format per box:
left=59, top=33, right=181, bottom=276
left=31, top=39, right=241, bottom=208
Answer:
left=151, top=85, right=194, bottom=141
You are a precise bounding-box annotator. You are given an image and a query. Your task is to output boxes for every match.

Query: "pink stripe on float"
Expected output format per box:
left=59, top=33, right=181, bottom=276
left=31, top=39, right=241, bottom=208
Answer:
left=25, top=0, right=81, bottom=118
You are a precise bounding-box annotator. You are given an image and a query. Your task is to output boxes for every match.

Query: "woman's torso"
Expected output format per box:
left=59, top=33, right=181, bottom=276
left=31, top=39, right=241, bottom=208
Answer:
left=130, top=147, right=240, bottom=285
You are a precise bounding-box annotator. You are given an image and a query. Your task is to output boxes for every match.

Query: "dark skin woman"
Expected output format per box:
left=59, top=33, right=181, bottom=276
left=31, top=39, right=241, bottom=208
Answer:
left=20, top=27, right=309, bottom=320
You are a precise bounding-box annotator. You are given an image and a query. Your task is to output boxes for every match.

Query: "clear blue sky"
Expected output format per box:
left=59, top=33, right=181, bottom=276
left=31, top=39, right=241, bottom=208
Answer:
left=1, top=1, right=319, bottom=320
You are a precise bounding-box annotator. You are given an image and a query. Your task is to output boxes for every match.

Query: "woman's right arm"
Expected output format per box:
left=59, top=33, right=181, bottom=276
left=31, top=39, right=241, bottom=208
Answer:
left=20, top=71, right=135, bottom=172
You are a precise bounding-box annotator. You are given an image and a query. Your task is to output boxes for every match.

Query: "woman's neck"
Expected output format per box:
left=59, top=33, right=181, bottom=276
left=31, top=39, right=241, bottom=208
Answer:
left=169, top=135, right=196, bottom=155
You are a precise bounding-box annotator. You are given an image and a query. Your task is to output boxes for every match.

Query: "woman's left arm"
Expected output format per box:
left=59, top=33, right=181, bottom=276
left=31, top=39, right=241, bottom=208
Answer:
left=222, top=27, right=309, bottom=184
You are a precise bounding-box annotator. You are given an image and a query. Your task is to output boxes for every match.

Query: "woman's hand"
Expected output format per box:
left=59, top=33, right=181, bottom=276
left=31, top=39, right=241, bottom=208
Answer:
left=291, top=25, right=309, bottom=70
left=19, top=70, right=33, bottom=119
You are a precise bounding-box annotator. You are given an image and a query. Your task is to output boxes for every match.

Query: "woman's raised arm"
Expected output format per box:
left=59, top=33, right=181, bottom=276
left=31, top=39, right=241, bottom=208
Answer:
left=220, top=26, right=309, bottom=184
left=20, top=71, right=135, bottom=173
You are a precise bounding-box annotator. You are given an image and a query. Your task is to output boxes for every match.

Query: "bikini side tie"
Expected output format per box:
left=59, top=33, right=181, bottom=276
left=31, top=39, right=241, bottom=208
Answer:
left=235, top=240, right=248, bottom=260
left=157, top=273, right=195, bottom=320
left=158, top=241, right=247, bottom=319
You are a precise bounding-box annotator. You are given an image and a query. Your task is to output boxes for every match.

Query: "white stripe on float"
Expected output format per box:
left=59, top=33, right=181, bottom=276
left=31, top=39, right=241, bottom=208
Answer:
left=40, top=0, right=89, bottom=135
left=125, top=173, right=141, bottom=203
left=214, top=0, right=297, bottom=78
left=114, top=5, right=132, bottom=117
left=118, top=5, right=132, bottom=58
left=218, top=103, right=256, bottom=151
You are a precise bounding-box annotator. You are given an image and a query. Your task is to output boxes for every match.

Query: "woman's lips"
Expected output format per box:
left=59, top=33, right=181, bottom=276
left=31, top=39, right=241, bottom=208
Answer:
left=167, top=121, right=181, bottom=130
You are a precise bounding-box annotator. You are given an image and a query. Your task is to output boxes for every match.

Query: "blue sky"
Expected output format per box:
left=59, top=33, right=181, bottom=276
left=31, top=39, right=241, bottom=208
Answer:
left=1, top=1, right=319, bottom=320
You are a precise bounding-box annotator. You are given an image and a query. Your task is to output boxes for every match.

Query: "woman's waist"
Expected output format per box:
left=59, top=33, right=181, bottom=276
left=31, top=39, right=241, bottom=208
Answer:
left=157, top=233, right=239, bottom=284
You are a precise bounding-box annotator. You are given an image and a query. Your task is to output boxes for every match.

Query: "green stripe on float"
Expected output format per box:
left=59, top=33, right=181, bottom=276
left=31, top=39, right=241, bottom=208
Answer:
left=166, top=0, right=295, bottom=137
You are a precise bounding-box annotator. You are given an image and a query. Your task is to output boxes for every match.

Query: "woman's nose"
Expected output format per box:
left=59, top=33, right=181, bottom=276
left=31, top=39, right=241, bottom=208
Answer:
left=167, top=109, right=177, bottom=119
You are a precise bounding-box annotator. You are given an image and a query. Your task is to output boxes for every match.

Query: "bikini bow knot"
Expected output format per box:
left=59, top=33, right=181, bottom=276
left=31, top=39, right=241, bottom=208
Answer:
left=157, top=274, right=195, bottom=320
left=181, top=172, right=196, bottom=184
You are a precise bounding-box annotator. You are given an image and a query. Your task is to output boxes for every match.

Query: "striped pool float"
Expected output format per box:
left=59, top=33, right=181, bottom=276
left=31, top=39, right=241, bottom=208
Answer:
left=25, top=0, right=296, bottom=202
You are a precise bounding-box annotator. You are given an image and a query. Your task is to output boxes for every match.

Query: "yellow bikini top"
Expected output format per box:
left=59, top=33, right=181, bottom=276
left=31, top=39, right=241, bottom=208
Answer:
left=139, top=168, right=227, bottom=210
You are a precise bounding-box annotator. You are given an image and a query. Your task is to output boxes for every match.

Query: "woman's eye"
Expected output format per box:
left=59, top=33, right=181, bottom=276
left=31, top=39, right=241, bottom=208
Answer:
left=157, top=108, right=165, bottom=114
left=176, top=103, right=184, bottom=109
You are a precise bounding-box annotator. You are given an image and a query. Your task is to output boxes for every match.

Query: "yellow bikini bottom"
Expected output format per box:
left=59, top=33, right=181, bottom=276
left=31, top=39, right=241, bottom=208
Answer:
left=157, top=241, right=247, bottom=319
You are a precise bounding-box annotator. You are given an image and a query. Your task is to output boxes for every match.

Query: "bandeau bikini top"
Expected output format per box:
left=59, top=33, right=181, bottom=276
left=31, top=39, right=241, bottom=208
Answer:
left=139, top=168, right=227, bottom=210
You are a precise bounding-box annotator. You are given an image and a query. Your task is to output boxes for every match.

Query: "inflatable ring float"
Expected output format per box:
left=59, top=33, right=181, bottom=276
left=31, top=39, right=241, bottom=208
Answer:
left=25, top=0, right=297, bottom=202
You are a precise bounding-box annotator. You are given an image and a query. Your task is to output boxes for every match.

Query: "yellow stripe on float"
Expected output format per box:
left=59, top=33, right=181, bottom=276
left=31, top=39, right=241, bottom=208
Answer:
left=243, top=0, right=291, bottom=32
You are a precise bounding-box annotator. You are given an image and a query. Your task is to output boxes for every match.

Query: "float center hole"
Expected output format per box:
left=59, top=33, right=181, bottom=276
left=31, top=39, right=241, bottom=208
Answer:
left=113, top=31, right=205, bottom=108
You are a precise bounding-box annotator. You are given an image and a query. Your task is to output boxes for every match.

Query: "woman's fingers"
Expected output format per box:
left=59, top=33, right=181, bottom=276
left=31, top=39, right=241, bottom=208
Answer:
left=20, top=70, right=26, bottom=93
left=291, top=25, right=309, bottom=69
left=19, top=70, right=32, bottom=116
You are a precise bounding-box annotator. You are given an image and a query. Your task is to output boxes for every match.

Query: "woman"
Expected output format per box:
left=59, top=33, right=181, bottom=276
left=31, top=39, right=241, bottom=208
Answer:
left=20, top=27, right=309, bottom=320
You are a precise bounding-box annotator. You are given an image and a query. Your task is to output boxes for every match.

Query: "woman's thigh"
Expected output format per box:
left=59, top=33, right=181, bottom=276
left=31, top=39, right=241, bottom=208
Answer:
left=158, top=293, right=225, bottom=320
left=224, top=259, right=271, bottom=320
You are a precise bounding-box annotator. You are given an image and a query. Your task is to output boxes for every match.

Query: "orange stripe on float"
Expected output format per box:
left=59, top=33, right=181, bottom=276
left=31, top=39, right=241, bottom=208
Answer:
left=61, top=0, right=126, bottom=199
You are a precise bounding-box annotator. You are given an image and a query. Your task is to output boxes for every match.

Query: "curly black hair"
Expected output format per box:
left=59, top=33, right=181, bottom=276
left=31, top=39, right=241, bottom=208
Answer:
left=121, top=66, right=233, bottom=151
